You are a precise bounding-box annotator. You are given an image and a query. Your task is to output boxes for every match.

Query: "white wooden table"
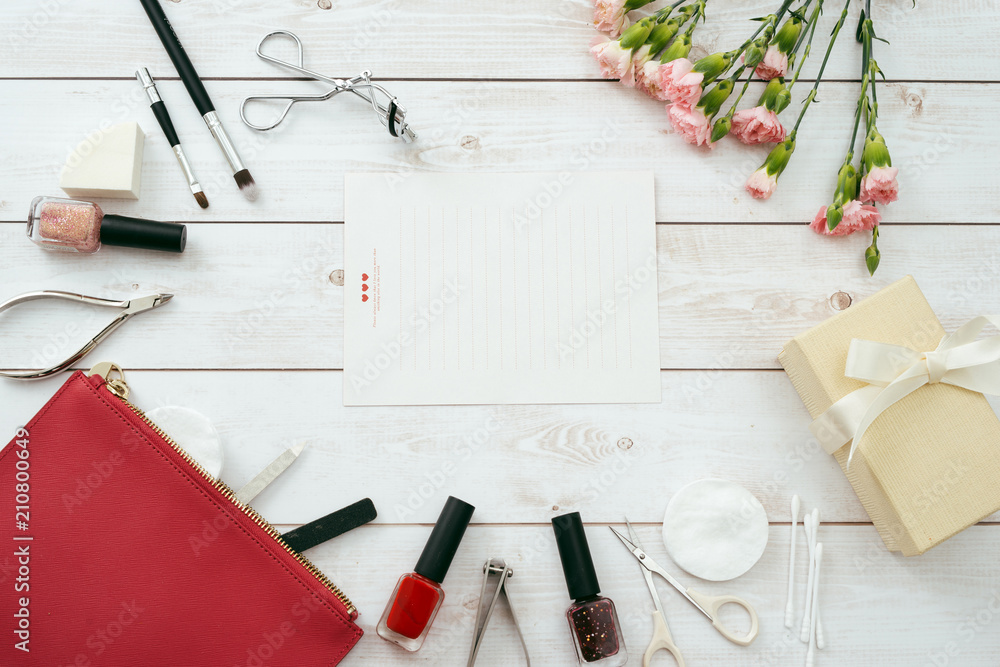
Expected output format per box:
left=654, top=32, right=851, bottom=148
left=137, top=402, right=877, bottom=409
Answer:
left=2, top=1, right=999, bottom=664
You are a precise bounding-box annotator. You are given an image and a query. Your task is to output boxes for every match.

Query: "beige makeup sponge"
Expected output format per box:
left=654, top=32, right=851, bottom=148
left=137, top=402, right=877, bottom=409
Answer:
left=60, top=122, right=145, bottom=200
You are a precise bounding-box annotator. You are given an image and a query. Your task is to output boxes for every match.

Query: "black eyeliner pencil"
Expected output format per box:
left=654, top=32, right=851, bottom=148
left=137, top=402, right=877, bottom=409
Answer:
left=137, top=0, right=258, bottom=201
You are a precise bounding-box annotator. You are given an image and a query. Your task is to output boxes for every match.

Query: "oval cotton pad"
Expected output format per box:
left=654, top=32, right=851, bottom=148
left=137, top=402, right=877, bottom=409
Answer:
left=662, top=479, right=768, bottom=582
left=146, top=406, right=224, bottom=479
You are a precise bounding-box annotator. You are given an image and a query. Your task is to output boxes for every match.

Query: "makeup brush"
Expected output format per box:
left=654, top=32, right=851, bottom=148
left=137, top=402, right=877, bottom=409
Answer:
left=136, top=68, right=208, bottom=209
left=138, top=0, right=258, bottom=201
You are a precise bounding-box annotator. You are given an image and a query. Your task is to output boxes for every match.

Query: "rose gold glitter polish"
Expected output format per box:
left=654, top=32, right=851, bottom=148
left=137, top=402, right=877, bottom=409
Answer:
left=28, top=196, right=103, bottom=252
left=26, top=196, right=186, bottom=254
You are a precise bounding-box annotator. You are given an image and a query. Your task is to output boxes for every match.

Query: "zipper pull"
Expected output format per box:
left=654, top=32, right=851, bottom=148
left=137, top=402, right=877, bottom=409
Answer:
left=87, top=362, right=130, bottom=400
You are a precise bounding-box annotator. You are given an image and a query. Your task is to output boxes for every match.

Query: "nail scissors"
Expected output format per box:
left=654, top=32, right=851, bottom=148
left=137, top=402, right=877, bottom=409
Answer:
left=240, top=30, right=416, bottom=142
left=0, top=291, right=173, bottom=380
left=610, top=518, right=760, bottom=666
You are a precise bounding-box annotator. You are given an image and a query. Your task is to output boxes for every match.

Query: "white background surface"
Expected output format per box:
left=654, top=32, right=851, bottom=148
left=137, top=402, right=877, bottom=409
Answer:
left=1, top=1, right=999, bottom=665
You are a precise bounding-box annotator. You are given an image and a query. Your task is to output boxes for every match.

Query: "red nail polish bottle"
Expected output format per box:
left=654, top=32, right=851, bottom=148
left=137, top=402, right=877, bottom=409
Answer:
left=377, top=496, right=475, bottom=651
left=553, top=512, right=627, bottom=665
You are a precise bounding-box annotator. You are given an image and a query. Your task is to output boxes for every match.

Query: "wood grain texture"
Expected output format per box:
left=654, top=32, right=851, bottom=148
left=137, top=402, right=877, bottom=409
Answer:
left=3, top=369, right=998, bottom=526
left=0, top=0, right=995, bottom=81
left=0, top=80, right=993, bottom=223
left=3, top=2, right=1000, bottom=665
left=2, top=224, right=999, bottom=371
left=294, top=524, right=1000, bottom=666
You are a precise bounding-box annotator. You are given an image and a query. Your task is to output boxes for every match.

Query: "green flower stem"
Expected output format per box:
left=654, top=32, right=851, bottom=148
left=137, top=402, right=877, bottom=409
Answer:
left=681, top=0, right=708, bottom=38
left=790, top=0, right=853, bottom=139
left=726, top=71, right=755, bottom=118
left=651, top=0, right=692, bottom=24
left=843, top=71, right=871, bottom=163
left=723, top=0, right=795, bottom=64
left=786, top=0, right=824, bottom=88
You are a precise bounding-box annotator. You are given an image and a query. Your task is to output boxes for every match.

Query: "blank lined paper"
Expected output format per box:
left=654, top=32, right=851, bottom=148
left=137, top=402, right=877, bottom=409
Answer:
left=344, top=172, right=660, bottom=405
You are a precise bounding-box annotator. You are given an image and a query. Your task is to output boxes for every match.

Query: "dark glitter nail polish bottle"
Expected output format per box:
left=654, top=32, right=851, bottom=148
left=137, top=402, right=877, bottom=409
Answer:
left=553, top=512, right=627, bottom=665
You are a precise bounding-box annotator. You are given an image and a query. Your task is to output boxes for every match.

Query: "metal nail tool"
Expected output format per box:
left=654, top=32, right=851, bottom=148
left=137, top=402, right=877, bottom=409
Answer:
left=468, top=559, right=530, bottom=666
left=240, top=30, right=416, bottom=141
left=0, top=291, right=173, bottom=380
left=610, top=517, right=760, bottom=667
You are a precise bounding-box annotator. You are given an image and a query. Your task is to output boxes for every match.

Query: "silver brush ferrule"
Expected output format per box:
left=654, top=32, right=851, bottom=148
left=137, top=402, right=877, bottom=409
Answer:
left=203, top=110, right=247, bottom=175
left=172, top=144, right=202, bottom=195
left=136, top=67, right=161, bottom=105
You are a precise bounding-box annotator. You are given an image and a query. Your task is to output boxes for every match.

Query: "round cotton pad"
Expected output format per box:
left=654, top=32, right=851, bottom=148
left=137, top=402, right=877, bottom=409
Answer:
left=146, top=406, right=224, bottom=479
left=662, top=479, right=768, bottom=582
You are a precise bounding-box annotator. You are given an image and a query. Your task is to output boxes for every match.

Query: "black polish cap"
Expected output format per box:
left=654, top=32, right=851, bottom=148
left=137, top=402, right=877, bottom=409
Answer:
left=101, top=214, right=186, bottom=253
left=414, top=496, right=475, bottom=584
left=552, top=512, right=601, bottom=600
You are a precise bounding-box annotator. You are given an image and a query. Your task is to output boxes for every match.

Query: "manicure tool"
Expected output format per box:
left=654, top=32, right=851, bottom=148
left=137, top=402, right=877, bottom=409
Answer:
left=611, top=518, right=760, bottom=667
left=235, top=443, right=307, bottom=505
left=280, top=498, right=377, bottom=553
left=240, top=31, right=416, bottom=142
left=0, top=291, right=173, bottom=380
left=785, top=494, right=800, bottom=628
left=467, top=559, right=530, bottom=667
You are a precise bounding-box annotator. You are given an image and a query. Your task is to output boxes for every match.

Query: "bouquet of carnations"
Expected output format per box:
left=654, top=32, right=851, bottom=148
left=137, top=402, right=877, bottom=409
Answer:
left=591, top=0, right=898, bottom=274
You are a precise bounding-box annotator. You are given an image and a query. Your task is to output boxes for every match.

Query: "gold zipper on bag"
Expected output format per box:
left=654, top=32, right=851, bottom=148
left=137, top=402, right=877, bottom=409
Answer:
left=87, top=363, right=356, bottom=616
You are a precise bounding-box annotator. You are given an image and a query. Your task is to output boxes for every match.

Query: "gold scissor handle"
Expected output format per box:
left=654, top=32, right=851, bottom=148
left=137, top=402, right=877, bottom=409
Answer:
left=644, top=610, right=685, bottom=667
left=686, top=588, right=760, bottom=646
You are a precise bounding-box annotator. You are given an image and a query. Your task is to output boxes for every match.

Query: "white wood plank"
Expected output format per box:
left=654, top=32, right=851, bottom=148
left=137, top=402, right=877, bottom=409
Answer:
left=0, top=80, right=992, bottom=224
left=293, top=524, right=1000, bottom=665
left=5, top=368, right=999, bottom=525
left=0, top=0, right=994, bottom=81
left=3, top=224, right=1000, bottom=371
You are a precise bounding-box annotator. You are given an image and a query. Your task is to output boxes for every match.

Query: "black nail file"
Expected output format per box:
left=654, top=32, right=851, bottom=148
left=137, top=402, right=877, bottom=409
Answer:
left=281, top=498, right=377, bottom=553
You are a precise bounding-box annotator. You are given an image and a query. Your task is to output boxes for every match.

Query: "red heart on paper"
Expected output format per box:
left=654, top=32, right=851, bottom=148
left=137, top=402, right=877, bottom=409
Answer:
left=362, top=294, right=369, bottom=302
left=361, top=273, right=369, bottom=281
left=361, top=284, right=369, bottom=292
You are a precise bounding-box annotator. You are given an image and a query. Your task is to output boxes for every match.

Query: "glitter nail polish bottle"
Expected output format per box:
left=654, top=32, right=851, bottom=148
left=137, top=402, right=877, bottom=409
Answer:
left=26, top=196, right=186, bottom=254
left=553, top=512, right=627, bottom=665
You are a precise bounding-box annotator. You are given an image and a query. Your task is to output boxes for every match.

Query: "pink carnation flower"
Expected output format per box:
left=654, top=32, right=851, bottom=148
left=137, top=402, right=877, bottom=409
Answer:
left=591, top=36, right=632, bottom=80
left=667, top=103, right=713, bottom=148
left=755, top=46, right=788, bottom=80
left=731, top=106, right=787, bottom=144
left=622, top=45, right=652, bottom=88
left=636, top=60, right=670, bottom=100
left=860, top=166, right=899, bottom=205
left=810, top=200, right=881, bottom=236
left=660, top=58, right=704, bottom=106
left=745, top=167, right=778, bottom=199
left=593, top=0, right=630, bottom=37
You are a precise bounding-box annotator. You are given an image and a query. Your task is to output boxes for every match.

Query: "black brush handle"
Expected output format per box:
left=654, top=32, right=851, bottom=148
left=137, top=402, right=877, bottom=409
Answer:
left=138, top=0, right=214, bottom=116
left=280, top=499, right=377, bottom=553
left=150, top=101, right=180, bottom=147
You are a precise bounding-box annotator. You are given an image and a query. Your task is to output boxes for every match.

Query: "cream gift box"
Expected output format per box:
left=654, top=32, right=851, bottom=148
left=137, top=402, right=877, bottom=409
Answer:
left=778, top=275, right=1000, bottom=555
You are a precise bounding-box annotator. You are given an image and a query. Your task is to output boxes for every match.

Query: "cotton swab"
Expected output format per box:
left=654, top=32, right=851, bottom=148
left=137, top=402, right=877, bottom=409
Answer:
left=785, top=494, right=800, bottom=629
left=812, top=510, right=824, bottom=648
left=806, top=543, right=823, bottom=667
left=816, top=597, right=826, bottom=650
left=799, top=510, right=818, bottom=643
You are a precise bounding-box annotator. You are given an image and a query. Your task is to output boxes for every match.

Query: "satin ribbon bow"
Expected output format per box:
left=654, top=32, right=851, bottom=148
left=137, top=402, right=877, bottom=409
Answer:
left=811, top=315, right=1000, bottom=467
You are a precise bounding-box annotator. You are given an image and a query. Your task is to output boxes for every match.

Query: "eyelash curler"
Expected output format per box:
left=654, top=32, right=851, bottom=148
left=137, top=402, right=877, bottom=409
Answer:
left=239, top=30, right=416, bottom=142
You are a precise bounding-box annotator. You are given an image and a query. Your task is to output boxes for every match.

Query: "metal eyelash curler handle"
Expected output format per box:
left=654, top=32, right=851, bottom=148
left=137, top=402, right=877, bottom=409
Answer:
left=240, top=30, right=416, bottom=142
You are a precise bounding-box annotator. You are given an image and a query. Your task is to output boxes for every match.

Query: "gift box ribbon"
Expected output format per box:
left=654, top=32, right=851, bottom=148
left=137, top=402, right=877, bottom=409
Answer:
left=811, top=315, right=1000, bottom=466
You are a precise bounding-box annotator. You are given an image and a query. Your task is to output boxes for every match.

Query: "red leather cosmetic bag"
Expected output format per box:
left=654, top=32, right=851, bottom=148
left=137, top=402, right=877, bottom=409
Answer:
left=0, top=367, right=362, bottom=666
